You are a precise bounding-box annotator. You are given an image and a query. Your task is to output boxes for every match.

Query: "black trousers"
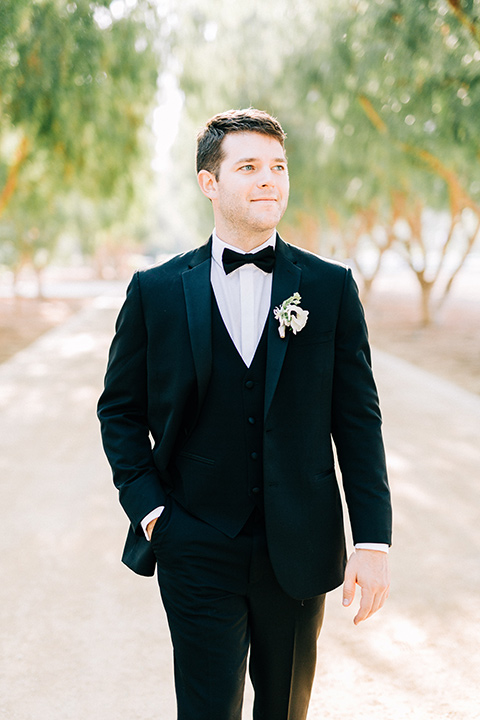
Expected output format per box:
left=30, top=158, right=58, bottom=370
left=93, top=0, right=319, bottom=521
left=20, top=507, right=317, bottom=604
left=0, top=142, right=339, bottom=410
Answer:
left=151, top=500, right=326, bottom=720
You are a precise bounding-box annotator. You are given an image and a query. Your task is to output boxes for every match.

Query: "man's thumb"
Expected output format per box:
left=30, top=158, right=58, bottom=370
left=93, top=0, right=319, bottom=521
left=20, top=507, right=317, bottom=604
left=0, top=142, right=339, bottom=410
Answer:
left=342, top=567, right=356, bottom=607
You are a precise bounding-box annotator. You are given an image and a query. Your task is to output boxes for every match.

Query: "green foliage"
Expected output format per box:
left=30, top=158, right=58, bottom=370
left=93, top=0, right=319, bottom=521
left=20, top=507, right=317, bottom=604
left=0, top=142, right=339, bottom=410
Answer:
left=2, top=0, right=479, bottom=317
left=168, top=0, right=480, bottom=320
left=172, top=0, right=480, bottom=218
left=0, top=0, right=164, bottom=277
left=1, top=0, right=160, bottom=194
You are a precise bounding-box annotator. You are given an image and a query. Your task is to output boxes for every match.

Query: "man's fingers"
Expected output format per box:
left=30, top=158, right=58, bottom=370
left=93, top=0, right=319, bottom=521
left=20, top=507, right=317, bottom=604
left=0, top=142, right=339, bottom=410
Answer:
left=353, top=588, right=374, bottom=625
left=146, top=517, right=157, bottom=540
left=354, top=584, right=389, bottom=625
left=343, top=549, right=390, bottom=624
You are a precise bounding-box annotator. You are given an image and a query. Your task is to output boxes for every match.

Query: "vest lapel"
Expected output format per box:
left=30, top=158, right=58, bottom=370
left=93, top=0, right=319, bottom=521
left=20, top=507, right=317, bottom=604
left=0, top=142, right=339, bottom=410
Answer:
left=264, top=237, right=302, bottom=421
left=182, top=241, right=212, bottom=410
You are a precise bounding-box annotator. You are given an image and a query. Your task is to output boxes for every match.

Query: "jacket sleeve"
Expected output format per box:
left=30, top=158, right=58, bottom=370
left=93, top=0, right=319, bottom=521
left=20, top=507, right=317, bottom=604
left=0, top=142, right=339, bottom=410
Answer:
left=97, top=273, right=167, bottom=534
left=331, top=268, right=392, bottom=546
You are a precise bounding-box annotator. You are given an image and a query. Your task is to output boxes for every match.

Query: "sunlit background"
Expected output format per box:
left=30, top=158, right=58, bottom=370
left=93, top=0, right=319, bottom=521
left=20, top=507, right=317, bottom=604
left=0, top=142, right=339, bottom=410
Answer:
left=1, top=0, right=479, bottom=325
left=1, top=3, right=480, bottom=718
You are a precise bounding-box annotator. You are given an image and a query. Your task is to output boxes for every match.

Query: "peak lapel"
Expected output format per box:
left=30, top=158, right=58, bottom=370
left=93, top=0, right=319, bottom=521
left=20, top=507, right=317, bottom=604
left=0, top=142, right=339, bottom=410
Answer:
left=182, top=241, right=212, bottom=408
left=264, top=238, right=302, bottom=420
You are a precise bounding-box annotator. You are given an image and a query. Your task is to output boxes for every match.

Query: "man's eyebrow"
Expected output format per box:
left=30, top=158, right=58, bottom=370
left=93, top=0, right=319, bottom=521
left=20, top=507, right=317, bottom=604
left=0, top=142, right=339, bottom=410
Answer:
left=234, top=156, right=287, bottom=164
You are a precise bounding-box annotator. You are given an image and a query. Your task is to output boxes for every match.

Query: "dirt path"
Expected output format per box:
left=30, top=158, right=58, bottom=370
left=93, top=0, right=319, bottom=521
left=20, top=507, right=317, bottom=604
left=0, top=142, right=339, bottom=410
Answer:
left=310, top=351, right=480, bottom=719
left=1, top=297, right=479, bottom=719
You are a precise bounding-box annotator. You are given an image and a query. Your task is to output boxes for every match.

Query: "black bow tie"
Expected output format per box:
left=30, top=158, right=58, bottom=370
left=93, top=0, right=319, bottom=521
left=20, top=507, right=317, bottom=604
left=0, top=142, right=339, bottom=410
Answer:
left=222, top=246, right=276, bottom=275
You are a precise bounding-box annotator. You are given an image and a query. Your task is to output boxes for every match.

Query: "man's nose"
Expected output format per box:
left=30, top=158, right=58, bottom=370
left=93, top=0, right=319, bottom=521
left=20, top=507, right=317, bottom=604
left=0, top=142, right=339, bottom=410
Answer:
left=257, top=169, right=275, bottom=187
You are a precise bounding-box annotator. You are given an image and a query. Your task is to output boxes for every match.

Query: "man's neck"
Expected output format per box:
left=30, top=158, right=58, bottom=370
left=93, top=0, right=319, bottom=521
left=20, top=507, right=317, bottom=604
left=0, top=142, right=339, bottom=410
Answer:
left=214, top=227, right=276, bottom=253
left=213, top=229, right=276, bottom=256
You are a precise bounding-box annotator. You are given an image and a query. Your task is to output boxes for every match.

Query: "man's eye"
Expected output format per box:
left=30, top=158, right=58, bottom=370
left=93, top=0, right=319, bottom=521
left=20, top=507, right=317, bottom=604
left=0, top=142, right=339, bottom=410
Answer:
left=274, top=165, right=287, bottom=171
left=241, top=165, right=254, bottom=171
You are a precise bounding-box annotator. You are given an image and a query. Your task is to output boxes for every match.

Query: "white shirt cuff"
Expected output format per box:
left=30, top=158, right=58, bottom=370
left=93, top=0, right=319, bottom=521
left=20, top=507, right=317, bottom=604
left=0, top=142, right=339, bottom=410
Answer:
left=355, top=543, right=389, bottom=553
left=140, top=507, right=164, bottom=540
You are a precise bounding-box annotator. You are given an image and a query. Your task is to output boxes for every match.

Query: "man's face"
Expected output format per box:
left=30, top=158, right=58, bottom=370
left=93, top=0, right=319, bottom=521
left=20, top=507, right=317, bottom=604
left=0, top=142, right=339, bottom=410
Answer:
left=200, top=132, right=290, bottom=247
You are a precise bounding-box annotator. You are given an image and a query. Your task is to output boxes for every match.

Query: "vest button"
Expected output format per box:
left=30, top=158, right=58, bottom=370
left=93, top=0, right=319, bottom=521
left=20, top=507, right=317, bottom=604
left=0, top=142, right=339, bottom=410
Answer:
left=245, top=380, right=254, bottom=389
left=251, top=452, right=259, bottom=460
left=248, top=417, right=255, bottom=425
left=252, top=487, right=261, bottom=494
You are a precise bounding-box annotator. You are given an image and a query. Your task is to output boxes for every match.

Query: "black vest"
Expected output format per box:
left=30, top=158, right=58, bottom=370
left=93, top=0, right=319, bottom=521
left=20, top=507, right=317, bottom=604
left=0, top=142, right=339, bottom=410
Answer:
left=171, top=296, right=268, bottom=537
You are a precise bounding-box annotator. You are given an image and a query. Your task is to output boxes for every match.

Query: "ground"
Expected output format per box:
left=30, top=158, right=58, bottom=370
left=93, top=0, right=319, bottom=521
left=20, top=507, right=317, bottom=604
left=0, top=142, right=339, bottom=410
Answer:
left=1, top=282, right=479, bottom=719
left=0, top=296, right=86, bottom=365
left=1, top=287, right=478, bottom=395
left=365, top=289, right=480, bottom=396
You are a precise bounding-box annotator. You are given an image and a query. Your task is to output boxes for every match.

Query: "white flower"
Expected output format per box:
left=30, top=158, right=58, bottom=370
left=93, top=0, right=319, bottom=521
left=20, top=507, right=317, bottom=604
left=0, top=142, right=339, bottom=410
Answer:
left=273, top=292, right=309, bottom=338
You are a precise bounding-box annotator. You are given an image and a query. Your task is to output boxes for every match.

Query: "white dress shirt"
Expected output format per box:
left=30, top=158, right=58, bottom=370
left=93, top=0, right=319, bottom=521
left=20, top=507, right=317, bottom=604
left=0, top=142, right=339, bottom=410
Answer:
left=141, top=230, right=388, bottom=552
left=210, top=230, right=275, bottom=367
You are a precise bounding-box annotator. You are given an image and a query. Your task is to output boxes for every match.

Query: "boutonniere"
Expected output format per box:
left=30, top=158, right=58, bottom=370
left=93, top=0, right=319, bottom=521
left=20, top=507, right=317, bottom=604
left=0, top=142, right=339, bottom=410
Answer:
left=273, top=292, right=309, bottom=338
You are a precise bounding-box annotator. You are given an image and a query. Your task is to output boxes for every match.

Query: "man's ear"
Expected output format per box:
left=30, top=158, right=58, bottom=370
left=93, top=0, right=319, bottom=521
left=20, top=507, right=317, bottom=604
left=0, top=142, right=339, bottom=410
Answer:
left=197, top=169, right=217, bottom=200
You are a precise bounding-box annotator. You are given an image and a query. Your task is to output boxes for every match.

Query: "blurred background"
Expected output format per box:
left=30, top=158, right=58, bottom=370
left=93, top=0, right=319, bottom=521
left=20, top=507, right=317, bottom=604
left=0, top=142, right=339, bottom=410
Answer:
left=1, top=0, right=479, bottom=389
left=1, top=4, right=480, bottom=718
left=0, top=0, right=479, bottom=392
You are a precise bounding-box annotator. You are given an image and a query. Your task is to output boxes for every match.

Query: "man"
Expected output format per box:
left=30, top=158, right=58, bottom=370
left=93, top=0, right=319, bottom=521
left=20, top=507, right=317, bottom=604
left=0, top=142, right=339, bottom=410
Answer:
left=97, top=108, right=392, bottom=720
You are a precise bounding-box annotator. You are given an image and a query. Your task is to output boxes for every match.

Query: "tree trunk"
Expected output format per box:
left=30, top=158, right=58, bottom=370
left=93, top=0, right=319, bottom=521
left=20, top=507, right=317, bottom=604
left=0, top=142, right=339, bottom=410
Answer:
left=34, top=267, right=45, bottom=300
left=361, top=276, right=375, bottom=304
left=419, top=279, right=435, bottom=326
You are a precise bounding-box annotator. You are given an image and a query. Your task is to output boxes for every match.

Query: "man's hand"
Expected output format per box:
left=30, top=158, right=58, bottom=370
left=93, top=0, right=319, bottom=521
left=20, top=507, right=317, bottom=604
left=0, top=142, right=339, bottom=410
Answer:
left=146, top=517, right=158, bottom=541
left=342, top=549, right=390, bottom=625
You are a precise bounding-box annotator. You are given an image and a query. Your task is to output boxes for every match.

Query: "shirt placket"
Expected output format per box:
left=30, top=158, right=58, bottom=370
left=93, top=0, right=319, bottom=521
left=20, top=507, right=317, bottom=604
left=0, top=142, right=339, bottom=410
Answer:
left=240, top=267, right=256, bottom=367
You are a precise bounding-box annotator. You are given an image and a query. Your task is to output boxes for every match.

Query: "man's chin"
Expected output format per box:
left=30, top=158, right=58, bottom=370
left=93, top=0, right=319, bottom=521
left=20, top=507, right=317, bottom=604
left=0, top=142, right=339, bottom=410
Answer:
left=250, top=211, right=285, bottom=232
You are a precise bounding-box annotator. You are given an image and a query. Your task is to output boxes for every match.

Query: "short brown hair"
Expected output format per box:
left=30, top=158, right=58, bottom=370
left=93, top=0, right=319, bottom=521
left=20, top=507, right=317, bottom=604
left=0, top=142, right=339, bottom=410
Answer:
left=196, top=108, right=286, bottom=179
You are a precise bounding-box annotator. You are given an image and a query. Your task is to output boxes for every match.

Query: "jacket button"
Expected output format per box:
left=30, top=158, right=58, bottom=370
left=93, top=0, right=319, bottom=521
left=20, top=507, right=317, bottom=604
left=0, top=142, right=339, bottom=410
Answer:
left=252, top=487, right=261, bottom=494
left=245, top=380, right=254, bottom=389
left=251, top=452, right=259, bottom=460
left=248, top=417, right=255, bottom=425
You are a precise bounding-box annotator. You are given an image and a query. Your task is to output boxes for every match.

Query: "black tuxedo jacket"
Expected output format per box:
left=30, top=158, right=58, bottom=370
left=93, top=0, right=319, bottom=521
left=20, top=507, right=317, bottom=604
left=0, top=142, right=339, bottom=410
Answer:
left=98, top=236, right=392, bottom=599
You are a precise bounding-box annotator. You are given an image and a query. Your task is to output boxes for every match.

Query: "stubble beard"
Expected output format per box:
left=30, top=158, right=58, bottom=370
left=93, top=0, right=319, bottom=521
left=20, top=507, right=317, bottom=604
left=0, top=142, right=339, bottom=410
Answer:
left=219, top=197, right=287, bottom=245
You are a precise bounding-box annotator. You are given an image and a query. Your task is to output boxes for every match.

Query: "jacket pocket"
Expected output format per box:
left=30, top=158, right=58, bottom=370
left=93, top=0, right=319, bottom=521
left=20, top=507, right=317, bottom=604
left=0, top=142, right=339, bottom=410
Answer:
left=293, top=329, right=334, bottom=347
left=313, top=466, right=336, bottom=482
left=150, top=498, right=173, bottom=548
left=177, top=451, right=216, bottom=466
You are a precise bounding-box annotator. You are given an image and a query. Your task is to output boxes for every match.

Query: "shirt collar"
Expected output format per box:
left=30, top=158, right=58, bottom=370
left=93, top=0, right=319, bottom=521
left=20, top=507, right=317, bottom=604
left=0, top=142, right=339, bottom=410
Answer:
left=211, top=229, right=277, bottom=271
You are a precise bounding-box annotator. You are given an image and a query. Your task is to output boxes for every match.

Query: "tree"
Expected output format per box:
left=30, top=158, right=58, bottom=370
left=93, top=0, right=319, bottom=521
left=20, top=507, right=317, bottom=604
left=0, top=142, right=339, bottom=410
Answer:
left=280, top=0, right=480, bottom=322
left=0, top=0, right=166, bottom=286
left=171, top=0, right=480, bottom=323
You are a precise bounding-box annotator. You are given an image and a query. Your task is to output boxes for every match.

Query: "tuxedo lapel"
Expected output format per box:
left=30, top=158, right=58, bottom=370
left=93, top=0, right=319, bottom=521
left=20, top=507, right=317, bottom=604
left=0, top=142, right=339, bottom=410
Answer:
left=181, top=236, right=301, bottom=421
left=182, top=240, right=212, bottom=409
left=264, top=237, right=302, bottom=420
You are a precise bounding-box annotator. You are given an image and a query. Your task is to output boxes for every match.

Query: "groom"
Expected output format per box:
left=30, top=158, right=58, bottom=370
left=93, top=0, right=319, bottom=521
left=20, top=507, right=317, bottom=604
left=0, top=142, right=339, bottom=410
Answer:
left=98, top=108, right=392, bottom=720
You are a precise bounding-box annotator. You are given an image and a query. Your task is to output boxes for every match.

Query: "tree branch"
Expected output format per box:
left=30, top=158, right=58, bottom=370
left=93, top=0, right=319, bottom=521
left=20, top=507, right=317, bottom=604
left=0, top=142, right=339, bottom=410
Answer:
left=0, top=135, right=29, bottom=218
left=446, top=0, right=480, bottom=49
